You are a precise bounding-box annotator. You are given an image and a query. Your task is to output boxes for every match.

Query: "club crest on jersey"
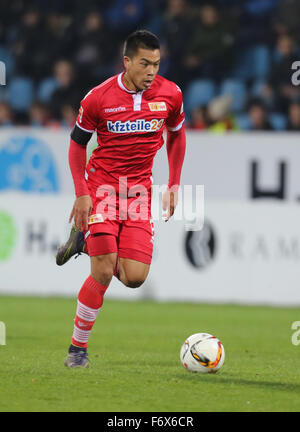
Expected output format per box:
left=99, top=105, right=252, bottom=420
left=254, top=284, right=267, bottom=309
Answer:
left=88, top=213, right=104, bottom=224
left=148, top=102, right=167, bottom=111
left=107, top=119, right=164, bottom=133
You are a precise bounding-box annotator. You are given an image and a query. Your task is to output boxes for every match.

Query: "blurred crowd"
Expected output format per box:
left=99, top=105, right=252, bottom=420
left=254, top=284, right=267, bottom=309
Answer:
left=0, top=0, right=299, bottom=131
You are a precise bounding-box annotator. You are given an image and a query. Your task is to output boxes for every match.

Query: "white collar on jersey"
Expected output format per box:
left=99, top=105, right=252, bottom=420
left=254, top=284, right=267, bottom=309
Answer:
left=117, top=72, right=145, bottom=94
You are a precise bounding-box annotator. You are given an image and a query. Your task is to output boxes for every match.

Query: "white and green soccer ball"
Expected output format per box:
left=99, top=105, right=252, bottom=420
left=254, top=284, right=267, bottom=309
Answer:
left=180, top=333, right=225, bottom=373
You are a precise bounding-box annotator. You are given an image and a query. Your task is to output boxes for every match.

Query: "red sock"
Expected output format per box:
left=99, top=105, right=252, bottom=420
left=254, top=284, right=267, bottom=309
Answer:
left=72, top=275, right=108, bottom=348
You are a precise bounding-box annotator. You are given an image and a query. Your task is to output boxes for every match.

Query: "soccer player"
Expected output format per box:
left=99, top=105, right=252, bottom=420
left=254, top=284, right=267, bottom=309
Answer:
left=61, top=30, right=186, bottom=368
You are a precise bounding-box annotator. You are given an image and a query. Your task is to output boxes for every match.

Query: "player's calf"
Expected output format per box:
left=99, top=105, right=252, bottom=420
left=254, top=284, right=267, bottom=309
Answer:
left=66, top=274, right=110, bottom=366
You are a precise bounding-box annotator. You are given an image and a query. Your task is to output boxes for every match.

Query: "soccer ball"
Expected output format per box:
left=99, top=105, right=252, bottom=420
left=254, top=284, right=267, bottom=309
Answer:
left=180, top=333, right=225, bottom=373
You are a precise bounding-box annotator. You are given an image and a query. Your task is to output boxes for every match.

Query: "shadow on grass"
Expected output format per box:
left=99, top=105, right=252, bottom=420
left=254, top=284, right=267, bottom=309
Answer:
left=110, top=359, right=300, bottom=394
left=172, top=372, right=300, bottom=394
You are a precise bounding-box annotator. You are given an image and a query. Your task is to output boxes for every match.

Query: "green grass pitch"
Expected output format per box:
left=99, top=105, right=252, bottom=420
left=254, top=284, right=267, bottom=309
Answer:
left=0, top=296, right=300, bottom=412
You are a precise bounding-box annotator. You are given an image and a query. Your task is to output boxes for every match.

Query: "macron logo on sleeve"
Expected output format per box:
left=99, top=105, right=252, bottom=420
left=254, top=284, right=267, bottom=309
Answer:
left=107, top=119, right=164, bottom=133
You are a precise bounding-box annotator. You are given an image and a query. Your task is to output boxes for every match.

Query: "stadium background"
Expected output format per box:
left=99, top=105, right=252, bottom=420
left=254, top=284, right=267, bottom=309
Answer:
left=1, top=0, right=300, bottom=413
left=0, top=0, right=300, bottom=129
left=1, top=0, right=300, bottom=304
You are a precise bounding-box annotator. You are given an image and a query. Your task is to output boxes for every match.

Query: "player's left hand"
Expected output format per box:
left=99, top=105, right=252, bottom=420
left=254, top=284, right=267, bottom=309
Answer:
left=162, top=187, right=178, bottom=222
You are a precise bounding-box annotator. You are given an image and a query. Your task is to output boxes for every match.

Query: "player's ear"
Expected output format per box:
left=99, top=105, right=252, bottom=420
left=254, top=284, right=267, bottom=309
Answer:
left=123, top=56, right=131, bottom=70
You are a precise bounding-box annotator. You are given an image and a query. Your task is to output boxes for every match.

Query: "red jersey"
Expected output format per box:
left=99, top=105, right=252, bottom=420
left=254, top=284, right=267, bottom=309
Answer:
left=76, top=72, right=185, bottom=187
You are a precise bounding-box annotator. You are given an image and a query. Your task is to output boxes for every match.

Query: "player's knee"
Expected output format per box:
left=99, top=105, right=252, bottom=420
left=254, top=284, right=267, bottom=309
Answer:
left=125, top=277, right=146, bottom=289
left=91, top=255, right=115, bottom=285
left=92, top=268, right=114, bottom=286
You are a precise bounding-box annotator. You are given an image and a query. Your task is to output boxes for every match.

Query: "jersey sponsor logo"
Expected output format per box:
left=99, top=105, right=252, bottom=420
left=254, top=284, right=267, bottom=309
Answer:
left=148, top=102, right=167, bottom=111
left=105, top=107, right=126, bottom=113
left=107, top=118, right=164, bottom=133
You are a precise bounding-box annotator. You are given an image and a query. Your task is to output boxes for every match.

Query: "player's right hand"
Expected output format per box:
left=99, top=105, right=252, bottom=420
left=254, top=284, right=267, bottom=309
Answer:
left=69, top=195, right=93, bottom=232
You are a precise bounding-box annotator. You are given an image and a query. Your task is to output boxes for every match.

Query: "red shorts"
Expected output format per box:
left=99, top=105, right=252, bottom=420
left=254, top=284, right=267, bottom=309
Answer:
left=84, top=164, right=154, bottom=264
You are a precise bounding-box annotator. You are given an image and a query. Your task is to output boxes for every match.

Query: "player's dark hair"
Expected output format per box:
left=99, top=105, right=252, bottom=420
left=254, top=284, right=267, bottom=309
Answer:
left=123, top=30, right=160, bottom=58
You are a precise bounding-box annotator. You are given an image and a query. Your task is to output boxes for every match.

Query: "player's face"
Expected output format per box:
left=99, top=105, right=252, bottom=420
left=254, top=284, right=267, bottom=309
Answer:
left=124, top=48, right=161, bottom=92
